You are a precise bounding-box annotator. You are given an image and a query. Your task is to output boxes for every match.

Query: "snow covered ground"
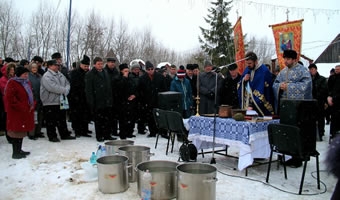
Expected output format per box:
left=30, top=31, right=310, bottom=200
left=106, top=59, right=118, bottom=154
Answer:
left=0, top=122, right=336, bottom=200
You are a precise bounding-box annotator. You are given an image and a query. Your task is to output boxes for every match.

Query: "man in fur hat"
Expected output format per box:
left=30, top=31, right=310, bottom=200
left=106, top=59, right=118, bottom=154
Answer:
left=273, top=50, right=312, bottom=113
left=272, top=49, right=313, bottom=168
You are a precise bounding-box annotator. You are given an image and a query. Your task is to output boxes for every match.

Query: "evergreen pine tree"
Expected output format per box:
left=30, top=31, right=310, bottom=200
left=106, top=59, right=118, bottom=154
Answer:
left=199, top=0, right=235, bottom=67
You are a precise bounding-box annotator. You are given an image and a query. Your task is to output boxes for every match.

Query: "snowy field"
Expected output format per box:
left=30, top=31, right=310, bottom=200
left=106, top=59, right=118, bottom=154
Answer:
left=0, top=122, right=336, bottom=200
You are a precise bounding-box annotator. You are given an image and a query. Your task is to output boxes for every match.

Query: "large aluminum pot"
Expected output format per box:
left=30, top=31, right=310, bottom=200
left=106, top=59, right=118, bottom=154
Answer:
left=97, top=155, right=129, bottom=194
left=105, top=140, right=134, bottom=155
left=118, top=145, right=153, bottom=182
left=176, top=163, right=217, bottom=200
left=136, top=160, right=178, bottom=200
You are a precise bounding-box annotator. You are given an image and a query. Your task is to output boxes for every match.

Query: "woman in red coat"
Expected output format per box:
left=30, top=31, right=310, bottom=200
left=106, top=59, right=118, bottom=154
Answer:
left=4, top=66, right=35, bottom=159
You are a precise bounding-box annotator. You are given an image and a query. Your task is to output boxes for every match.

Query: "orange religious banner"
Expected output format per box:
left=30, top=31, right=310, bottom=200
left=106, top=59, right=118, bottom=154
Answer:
left=233, top=17, right=245, bottom=74
left=269, top=19, right=304, bottom=70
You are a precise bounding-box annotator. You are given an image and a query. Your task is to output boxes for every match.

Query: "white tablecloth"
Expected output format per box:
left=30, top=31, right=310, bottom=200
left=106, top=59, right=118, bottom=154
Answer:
left=188, top=116, right=279, bottom=170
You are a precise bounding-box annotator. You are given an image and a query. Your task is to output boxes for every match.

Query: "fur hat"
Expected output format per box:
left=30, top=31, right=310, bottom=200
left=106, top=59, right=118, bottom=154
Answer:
left=130, top=61, right=140, bottom=70
left=283, top=50, right=297, bottom=59
left=51, top=52, right=62, bottom=59
left=192, top=64, right=199, bottom=69
left=15, top=65, right=29, bottom=77
left=32, top=56, right=43, bottom=63
left=4, top=57, right=15, bottom=63
left=80, top=55, right=90, bottom=65
left=119, top=63, right=128, bottom=71
left=145, top=61, right=154, bottom=69
left=186, top=64, right=193, bottom=70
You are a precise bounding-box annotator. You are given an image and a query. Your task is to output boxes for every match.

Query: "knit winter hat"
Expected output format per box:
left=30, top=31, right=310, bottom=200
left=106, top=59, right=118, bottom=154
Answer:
left=15, top=65, right=30, bottom=77
left=177, top=69, right=186, bottom=78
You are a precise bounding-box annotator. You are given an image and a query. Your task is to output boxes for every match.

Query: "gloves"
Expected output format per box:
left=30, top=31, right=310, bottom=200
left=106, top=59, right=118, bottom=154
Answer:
left=208, top=91, right=215, bottom=100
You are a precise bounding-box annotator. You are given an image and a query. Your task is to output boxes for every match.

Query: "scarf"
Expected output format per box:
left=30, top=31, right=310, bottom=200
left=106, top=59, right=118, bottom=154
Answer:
left=10, top=77, right=34, bottom=107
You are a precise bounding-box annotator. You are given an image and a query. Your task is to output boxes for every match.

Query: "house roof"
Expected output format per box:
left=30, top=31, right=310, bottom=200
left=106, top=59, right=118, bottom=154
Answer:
left=315, top=33, right=340, bottom=63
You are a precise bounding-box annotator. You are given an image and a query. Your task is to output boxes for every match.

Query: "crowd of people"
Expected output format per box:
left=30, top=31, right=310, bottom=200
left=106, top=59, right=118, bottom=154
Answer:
left=0, top=49, right=339, bottom=164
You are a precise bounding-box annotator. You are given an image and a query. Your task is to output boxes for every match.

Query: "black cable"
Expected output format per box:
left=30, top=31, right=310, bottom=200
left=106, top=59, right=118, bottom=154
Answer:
left=216, top=166, right=329, bottom=196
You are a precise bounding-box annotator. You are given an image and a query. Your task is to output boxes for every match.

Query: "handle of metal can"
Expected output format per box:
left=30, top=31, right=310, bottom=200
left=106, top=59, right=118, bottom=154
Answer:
left=127, top=164, right=133, bottom=169
left=203, top=177, right=218, bottom=183
left=147, top=153, right=155, bottom=157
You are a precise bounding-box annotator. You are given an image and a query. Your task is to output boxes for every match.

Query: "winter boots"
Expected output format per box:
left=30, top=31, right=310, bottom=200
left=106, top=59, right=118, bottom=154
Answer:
left=12, top=138, right=30, bottom=159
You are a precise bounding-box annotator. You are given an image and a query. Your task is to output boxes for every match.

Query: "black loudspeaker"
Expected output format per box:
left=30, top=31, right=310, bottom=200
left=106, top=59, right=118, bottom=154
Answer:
left=279, top=99, right=318, bottom=153
left=158, top=91, right=183, bottom=114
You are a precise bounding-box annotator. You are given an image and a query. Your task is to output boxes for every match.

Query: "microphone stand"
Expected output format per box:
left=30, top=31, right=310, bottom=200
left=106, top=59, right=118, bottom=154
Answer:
left=210, top=72, right=218, bottom=164
left=210, top=57, right=249, bottom=164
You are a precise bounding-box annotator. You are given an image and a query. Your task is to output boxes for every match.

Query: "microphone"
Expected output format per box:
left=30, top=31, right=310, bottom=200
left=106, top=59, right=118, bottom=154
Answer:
left=218, top=56, right=250, bottom=69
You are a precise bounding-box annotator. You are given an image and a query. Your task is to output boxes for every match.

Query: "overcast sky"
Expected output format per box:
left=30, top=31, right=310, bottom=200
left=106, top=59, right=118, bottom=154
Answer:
left=11, top=0, right=340, bottom=60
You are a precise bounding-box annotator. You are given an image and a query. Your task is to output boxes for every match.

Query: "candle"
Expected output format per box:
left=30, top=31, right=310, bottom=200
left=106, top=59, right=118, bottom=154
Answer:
left=196, top=71, right=199, bottom=97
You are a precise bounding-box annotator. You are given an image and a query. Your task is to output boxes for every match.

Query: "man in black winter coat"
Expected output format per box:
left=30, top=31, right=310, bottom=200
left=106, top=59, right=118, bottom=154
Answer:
left=220, top=63, right=241, bottom=109
left=139, top=61, right=167, bottom=137
left=129, top=61, right=146, bottom=135
left=85, top=57, right=116, bottom=142
left=117, top=63, right=137, bottom=139
left=104, top=57, right=120, bottom=136
left=68, top=55, right=91, bottom=138
left=308, top=63, right=328, bottom=141
left=328, top=65, right=340, bottom=140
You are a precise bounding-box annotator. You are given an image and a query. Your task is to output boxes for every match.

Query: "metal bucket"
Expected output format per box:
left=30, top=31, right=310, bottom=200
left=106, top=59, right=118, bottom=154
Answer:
left=219, top=105, right=232, bottom=118
left=136, top=160, right=178, bottom=200
left=105, top=140, right=134, bottom=155
left=176, top=163, right=217, bottom=200
left=97, top=155, right=129, bottom=194
left=118, top=145, right=153, bottom=182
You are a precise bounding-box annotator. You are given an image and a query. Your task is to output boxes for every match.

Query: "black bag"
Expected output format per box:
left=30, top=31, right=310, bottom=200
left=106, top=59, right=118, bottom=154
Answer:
left=179, top=141, right=198, bottom=162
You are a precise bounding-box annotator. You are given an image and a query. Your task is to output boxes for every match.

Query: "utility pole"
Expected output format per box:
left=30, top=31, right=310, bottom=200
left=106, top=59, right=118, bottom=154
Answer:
left=66, top=0, right=72, bottom=69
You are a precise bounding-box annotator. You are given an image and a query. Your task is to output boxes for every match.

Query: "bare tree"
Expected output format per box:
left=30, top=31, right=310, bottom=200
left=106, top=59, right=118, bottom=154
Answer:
left=1, top=0, right=192, bottom=67
left=0, top=0, right=22, bottom=58
left=246, top=36, right=275, bottom=64
left=101, top=18, right=116, bottom=55
left=71, top=13, right=86, bottom=62
left=28, top=1, right=59, bottom=60
left=83, top=10, right=105, bottom=61
left=111, top=18, right=132, bottom=63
